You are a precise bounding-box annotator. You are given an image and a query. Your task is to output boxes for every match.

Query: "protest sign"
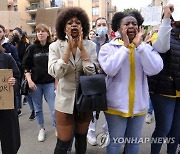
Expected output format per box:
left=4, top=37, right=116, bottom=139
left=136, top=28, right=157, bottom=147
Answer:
left=0, top=69, right=14, bottom=110
left=36, top=8, right=61, bottom=27
left=0, top=11, right=21, bottom=29
left=141, top=6, right=162, bottom=26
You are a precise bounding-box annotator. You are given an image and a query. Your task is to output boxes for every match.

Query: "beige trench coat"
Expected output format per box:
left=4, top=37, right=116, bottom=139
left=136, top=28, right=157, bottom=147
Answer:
left=48, top=39, right=98, bottom=114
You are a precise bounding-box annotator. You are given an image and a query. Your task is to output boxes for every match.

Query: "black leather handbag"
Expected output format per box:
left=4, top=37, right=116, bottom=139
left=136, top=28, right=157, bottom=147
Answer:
left=20, top=77, right=29, bottom=95
left=76, top=64, right=107, bottom=115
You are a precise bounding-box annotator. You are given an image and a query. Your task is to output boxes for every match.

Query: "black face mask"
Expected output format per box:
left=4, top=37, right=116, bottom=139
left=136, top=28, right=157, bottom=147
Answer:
left=12, top=34, right=20, bottom=44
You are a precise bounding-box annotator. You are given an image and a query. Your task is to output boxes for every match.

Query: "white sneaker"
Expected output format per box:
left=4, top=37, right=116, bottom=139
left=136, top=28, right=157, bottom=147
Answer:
left=87, top=131, right=97, bottom=146
left=145, top=114, right=153, bottom=124
left=38, top=128, right=46, bottom=142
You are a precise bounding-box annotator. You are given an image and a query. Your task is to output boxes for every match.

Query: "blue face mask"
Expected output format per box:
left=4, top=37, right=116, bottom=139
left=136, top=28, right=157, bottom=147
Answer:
left=97, top=27, right=108, bottom=36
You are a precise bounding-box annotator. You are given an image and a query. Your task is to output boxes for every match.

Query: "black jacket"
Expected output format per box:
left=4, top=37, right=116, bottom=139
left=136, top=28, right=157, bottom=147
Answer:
left=22, top=42, right=55, bottom=84
left=148, top=28, right=180, bottom=95
left=16, top=40, right=29, bottom=63
left=0, top=52, right=20, bottom=79
left=2, top=42, right=21, bottom=69
left=0, top=52, right=21, bottom=154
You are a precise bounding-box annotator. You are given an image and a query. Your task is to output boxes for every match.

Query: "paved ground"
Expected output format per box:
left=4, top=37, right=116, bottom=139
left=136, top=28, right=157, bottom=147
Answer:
left=16, top=102, right=169, bottom=154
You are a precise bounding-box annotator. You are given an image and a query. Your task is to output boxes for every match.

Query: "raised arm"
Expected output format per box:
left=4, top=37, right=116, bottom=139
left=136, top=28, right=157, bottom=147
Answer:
left=152, top=4, right=174, bottom=53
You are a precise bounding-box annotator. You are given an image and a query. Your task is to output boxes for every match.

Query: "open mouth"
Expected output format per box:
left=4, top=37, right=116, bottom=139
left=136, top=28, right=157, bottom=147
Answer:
left=127, top=30, right=135, bottom=35
left=71, top=28, right=78, bottom=33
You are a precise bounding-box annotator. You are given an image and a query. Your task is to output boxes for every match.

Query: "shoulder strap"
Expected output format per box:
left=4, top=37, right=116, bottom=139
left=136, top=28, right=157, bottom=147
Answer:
left=93, top=63, right=99, bottom=74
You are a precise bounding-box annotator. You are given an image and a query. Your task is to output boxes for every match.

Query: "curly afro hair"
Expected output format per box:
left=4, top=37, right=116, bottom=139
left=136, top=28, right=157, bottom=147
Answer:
left=56, top=7, right=90, bottom=40
left=111, top=11, right=144, bottom=32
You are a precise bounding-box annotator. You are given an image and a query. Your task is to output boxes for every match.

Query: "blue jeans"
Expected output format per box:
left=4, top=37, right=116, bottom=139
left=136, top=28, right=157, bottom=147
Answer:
left=26, top=93, right=34, bottom=111
left=105, top=113, right=145, bottom=154
left=150, top=94, right=180, bottom=154
left=148, top=100, right=154, bottom=115
left=31, top=83, right=56, bottom=127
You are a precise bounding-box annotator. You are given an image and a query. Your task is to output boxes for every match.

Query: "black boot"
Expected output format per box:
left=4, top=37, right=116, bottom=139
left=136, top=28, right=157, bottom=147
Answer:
left=74, top=132, right=87, bottom=154
left=67, top=133, right=74, bottom=152
left=54, top=138, right=71, bottom=154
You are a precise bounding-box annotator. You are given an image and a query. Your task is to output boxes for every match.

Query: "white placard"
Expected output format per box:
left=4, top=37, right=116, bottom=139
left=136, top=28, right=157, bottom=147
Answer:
left=141, top=6, right=162, bottom=26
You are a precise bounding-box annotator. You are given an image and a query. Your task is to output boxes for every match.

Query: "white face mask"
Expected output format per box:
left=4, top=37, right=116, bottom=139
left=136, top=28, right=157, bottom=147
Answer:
left=97, top=27, right=108, bottom=36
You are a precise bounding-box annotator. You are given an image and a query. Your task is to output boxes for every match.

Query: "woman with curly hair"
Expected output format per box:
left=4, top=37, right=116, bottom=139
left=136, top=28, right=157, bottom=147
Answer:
left=98, top=11, right=163, bottom=154
left=48, top=7, right=98, bottom=154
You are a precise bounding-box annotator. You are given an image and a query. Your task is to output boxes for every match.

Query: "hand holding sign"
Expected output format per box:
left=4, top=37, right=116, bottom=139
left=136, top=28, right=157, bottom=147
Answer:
left=163, top=4, right=174, bottom=19
left=7, top=77, right=15, bottom=86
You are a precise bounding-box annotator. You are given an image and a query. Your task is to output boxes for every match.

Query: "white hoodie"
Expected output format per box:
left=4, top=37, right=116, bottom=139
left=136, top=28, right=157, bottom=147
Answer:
left=98, top=39, right=163, bottom=117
